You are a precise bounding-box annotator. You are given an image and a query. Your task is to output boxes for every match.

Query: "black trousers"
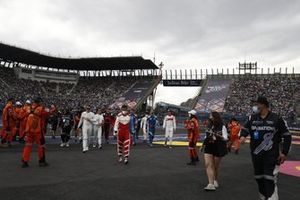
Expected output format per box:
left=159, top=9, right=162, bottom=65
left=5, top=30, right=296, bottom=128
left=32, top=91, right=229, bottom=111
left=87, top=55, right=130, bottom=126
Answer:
left=61, top=127, right=71, bottom=143
left=103, top=124, right=110, bottom=141
left=252, top=153, right=279, bottom=199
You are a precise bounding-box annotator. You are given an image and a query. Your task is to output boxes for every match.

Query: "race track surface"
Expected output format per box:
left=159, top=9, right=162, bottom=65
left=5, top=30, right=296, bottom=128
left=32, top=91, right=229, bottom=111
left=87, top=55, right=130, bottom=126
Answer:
left=0, top=141, right=299, bottom=200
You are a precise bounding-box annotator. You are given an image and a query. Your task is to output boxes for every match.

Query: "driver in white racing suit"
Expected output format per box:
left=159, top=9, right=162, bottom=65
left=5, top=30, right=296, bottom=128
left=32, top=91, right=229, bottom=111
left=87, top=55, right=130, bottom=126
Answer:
left=78, top=105, right=95, bottom=153
left=92, top=108, right=104, bottom=149
left=163, top=110, right=176, bottom=148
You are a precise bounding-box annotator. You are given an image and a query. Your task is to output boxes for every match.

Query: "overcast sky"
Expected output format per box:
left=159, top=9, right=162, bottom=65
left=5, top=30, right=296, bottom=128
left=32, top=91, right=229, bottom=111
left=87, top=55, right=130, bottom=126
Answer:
left=0, top=0, right=300, bottom=104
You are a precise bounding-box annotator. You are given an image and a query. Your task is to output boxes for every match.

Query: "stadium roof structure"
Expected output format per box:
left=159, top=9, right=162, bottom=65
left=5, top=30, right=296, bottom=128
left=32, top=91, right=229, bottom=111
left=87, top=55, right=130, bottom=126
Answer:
left=0, top=43, right=158, bottom=70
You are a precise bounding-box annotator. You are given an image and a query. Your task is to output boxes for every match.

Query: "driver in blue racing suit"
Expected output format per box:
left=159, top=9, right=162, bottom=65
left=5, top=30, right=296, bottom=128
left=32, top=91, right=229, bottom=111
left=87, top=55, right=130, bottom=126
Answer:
left=147, top=112, right=158, bottom=147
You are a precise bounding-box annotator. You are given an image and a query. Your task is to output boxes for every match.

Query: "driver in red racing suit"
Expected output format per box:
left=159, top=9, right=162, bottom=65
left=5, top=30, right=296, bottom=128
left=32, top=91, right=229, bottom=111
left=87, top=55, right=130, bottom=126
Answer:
left=114, top=104, right=131, bottom=165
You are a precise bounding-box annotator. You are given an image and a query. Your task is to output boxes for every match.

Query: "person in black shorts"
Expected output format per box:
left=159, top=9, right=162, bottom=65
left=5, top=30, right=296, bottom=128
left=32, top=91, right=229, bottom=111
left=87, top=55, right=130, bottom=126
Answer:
left=203, top=111, right=228, bottom=191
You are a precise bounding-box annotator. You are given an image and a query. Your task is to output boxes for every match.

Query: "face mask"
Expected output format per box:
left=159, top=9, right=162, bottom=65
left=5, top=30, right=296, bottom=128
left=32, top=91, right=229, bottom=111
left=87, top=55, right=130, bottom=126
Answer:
left=252, top=106, right=259, bottom=114
left=188, top=114, right=191, bottom=118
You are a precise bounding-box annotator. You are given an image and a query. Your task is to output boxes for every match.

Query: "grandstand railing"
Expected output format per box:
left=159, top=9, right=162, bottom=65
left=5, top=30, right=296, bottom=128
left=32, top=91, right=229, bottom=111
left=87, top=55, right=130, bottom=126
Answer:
left=79, top=69, right=162, bottom=77
left=162, top=67, right=298, bottom=80
left=0, top=59, right=162, bottom=78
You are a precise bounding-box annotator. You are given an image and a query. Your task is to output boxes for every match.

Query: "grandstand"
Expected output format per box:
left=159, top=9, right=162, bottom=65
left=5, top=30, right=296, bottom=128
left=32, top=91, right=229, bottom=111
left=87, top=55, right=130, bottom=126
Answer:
left=0, top=43, right=161, bottom=111
left=160, top=65, right=299, bottom=130
left=1, top=42, right=299, bottom=128
left=224, top=74, right=299, bottom=118
left=190, top=68, right=300, bottom=129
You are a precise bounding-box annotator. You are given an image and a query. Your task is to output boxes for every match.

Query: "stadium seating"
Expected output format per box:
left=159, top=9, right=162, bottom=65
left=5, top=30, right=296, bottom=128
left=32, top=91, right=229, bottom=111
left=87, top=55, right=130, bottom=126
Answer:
left=224, top=74, right=300, bottom=119
left=0, top=65, right=159, bottom=110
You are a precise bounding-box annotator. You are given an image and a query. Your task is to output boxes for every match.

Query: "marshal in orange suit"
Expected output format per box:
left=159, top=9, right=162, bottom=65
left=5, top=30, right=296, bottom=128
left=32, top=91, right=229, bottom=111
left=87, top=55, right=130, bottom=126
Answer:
left=1, top=98, right=15, bottom=146
left=22, top=98, right=51, bottom=168
left=185, top=110, right=200, bottom=165
left=11, top=101, right=26, bottom=142
left=227, top=118, right=241, bottom=154
left=20, top=100, right=32, bottom=141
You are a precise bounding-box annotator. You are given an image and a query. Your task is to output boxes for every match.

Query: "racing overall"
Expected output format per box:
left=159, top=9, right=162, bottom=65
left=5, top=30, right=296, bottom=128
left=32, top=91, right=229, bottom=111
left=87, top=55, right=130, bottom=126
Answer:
left=78, top=111, right=95, bottom=152
left=114, top=113, right=131, bottom=159
left=147, top=115, right=157, bottom=144
left=129, top=113, right=137, bottom=144
left=185, top=117, right=200, bottom=162
left=22, top=104, right=50, bottom=163
left=163, top=114, right=176, bottom=146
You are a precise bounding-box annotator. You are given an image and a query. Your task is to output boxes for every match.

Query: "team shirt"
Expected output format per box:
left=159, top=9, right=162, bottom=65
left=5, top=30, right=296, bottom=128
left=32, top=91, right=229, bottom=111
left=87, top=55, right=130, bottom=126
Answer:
left=241, top=112, right=292, bottom=156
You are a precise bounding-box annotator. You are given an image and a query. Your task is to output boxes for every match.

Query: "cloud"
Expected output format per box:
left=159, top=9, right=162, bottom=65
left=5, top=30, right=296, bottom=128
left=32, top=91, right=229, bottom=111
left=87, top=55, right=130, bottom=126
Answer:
left=0, top=0, right=299, bottom=104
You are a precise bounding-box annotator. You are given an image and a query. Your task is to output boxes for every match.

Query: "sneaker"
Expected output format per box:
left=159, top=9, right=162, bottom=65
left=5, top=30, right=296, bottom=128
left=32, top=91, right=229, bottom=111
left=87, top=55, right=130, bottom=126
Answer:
left=213, top=180, right=219, bottom=188
left=118, top=156, right=123, bottom=163
left=93, top=144, right=97, bottom=148
left=98, top=145, right=102, bottom=149
left=60, top=143, right=65, bottom=147
left=39, top=162, right=49, bottom=167
left=22, top=161, right=29, bottom=168
left=124, top=158, right=129, bottom=165
left=168, top=146, right=172, bottom=149
left=204, top=184, right=216, bottom=191
left=66, top=143, right=70, bottom=148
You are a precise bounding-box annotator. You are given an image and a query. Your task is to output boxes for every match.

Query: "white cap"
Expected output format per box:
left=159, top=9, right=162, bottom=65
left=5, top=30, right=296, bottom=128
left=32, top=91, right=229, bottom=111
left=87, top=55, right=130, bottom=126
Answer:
left=25, top=100, right=31, bottom=104
left=188, top=110, right=197, bottom=115
left=16, top=101, right=22, bottom=106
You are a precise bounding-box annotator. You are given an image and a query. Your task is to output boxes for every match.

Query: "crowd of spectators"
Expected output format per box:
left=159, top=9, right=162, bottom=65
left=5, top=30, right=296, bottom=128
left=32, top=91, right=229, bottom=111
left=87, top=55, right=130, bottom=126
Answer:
left=67, top=76, right=137, bottom=109
left=224, top=74, right=300, bottom=120
left=0, top=65, right=154, bottom=112
left=0, top=66, right=44, bottom=104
